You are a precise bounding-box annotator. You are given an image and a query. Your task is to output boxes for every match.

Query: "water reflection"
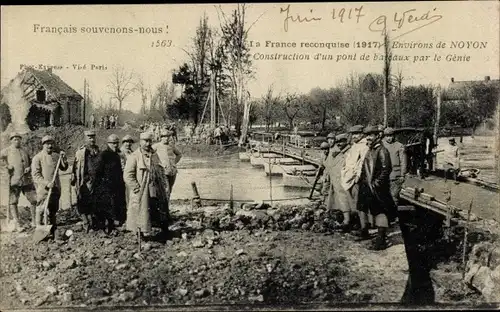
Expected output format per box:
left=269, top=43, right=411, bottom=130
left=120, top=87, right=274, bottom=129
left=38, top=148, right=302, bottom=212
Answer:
left=172, top=154, right=310, bottom=201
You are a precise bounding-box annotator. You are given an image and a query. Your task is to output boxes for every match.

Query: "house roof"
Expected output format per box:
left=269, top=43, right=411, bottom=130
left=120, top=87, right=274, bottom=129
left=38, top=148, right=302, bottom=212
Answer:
left=24, top=68, right=83, bottom=101
left=443, top=78, right=500, bottom=101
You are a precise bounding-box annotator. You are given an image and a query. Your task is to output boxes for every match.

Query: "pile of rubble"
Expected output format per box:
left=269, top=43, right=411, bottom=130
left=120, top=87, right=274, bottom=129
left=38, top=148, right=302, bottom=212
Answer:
left=0, top=202, right=488, bottom=309
left=464, top=240, right=500, bottom=302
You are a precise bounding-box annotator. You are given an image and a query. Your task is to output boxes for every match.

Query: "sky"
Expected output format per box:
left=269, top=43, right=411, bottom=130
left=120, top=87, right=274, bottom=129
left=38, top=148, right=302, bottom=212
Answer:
left=1, top=2, right=499, bottom=113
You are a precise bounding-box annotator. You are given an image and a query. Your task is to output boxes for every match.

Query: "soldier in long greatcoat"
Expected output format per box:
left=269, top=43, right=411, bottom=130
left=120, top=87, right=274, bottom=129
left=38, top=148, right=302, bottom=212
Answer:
left=31, top=135, right=69, bottom=237
left=124, top=132, right=169, bottom=240
left=93, top=134, right=127, bottom=233
left=325, top=134, right=352, bottom=232
left=358, top=126, right=396, bottom=250
left=71, top=130, right=100, bottom=232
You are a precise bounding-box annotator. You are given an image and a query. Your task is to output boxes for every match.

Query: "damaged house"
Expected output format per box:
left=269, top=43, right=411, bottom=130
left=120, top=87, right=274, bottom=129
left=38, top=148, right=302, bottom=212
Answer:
left=0, top=67, right=83, bottom=131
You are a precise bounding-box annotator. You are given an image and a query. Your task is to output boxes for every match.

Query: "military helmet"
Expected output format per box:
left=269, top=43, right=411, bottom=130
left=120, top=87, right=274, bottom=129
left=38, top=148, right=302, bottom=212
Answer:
left=107, top=134, right=120, bottom=143
left=41, top=135, right=55, bottom=144
left=383, top=127, right=395, bottom=135
left=320, top=142, right=330, bottom=150
left=348, top=125, right=364, bottom=134
left=84, top=130, right=96, bottom=137
left=122, top=134, right=134, bottom=143
left=335, top=133, right=349, bottom=141
left=140, top=132, right=153, bottom=140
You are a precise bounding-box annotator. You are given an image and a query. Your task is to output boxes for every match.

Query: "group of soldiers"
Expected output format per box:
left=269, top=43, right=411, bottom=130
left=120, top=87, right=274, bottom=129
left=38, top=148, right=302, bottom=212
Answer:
left=317, top=125, right=461, bottom=250
left=139, top=122, right=178, bottom=143
left=185, top=124, right=233, bottom=145
left=1, top=127, right=182, bottom=241
left=88, top=114, right=119, bottom=129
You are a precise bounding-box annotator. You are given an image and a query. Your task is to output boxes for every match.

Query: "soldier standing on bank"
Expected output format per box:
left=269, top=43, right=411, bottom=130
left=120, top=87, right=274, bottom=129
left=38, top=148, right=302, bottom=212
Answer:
left=71, top=130, right=100, bottom=233
left=31, top=135, right=69, bottom=238
left=153, top=129, right=182, bottom=200
left=0, top=132, right=38, bottom=231
left=382, top=127, right=407, bottom=206
left=326, top=133, right=353, bottom=232
left=358, top=126, right=396, bottom=250
left=340, top=125, right=370, bottom=238
left=120, top=135, right=135, bottom=169
left=93, top=134, right=127, bottom=233
left=124, top=132, right=169, bottom=241
left=319, top=142, right=331, bottom=203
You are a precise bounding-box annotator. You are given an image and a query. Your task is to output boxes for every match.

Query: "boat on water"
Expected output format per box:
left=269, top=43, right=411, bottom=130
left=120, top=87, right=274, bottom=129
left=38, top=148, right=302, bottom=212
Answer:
left=250, top=153, right=282, bottom=168
left=282, top=167, right=319, bottom=188
left=264, top=161, right=310, bottom=176
left=239, top=152, right=251, bottom=162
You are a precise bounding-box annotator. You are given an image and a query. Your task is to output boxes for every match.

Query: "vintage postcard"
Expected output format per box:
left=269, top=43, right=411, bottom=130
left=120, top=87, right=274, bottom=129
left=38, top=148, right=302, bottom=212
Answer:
left=0, top=2, right=499, bottom=310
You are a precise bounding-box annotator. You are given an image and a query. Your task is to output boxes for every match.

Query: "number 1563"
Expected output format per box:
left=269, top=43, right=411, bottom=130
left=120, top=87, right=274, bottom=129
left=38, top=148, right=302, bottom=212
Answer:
left=151, top=40, right=172, bottom=48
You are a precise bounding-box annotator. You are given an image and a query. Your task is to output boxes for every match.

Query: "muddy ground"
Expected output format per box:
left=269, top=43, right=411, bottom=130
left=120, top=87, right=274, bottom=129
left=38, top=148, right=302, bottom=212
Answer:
left=0, top=202, right=484, bottom=309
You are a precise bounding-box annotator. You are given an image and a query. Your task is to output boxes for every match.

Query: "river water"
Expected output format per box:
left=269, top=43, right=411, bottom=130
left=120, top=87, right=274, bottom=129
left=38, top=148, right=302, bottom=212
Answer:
left=172, top=154, right=310, bottom=201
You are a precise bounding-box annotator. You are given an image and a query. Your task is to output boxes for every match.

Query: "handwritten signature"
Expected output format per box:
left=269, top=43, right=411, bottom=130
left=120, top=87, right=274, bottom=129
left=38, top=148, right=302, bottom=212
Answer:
left=280, top=4, right=322, bottom=33
left=369, top=8, right=443, bottom=39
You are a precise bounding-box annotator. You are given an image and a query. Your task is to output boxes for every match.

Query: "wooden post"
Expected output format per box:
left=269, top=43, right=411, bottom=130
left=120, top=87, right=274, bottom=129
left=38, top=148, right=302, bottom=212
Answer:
left=137, top=228, right=141, bottom=253
left=229, top=184, right=234, bottom=211
left=462, top=199, right=474, bottom=279
left=282, top=136, right=285, bottom=155
left=268, top=156, right=273, bottom=206
left=191, top=181, right=201, bottom=209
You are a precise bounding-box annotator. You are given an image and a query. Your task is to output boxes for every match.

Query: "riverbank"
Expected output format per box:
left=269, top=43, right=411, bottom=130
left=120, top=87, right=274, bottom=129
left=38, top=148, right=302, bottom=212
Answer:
left=0, top=202, right=485, bottom=309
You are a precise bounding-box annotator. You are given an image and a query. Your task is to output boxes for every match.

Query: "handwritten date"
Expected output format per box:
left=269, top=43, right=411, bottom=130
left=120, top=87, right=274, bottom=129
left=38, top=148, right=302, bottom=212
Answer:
left=280, top=4, right=322, bottom=32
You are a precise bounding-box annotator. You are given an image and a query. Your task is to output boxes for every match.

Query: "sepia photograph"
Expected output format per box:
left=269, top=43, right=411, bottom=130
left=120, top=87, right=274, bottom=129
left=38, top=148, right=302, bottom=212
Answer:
left=0, top=2, right=499, bottom=310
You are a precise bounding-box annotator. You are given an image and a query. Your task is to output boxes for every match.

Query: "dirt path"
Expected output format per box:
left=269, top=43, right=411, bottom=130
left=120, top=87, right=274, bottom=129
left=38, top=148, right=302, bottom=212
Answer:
left=0, top=204, right=482, bottom=309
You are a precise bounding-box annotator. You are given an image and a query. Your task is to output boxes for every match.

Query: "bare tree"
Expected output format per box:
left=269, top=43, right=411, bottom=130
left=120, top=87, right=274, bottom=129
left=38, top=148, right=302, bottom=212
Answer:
left=262, top=85, right=281, bottom=131
left=217, top=4, right=261, bottom=144
left=107, top=66, right=137, bottom=112
left=282, top=93, right=302, bottom=130
left=137, top=77, right=149, bottom=115
left=393, top=68, right=404, bottom=126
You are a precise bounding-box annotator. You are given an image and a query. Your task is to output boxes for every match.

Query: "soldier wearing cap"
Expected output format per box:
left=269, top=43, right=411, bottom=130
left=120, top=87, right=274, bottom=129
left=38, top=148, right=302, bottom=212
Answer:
left=124, top=132, right=169, bottom=241
left=323, top=133, right=353, bottom=231
left=383, top=127, right=407, bottom=205
left=340, top=125, right=369, bottom=235
left=435, top=137, right=460, bottom=182
left=153, top=128, right=182, bottom=199
left=31, top=135, right=69, bottom=236
left=358, top=125, right=395, bottom=250
left=71, top=129, right=100, bottom=232
left=120, top=135, right=135, bottom=169
left=0, top=132, right=37, bottom=230
left=93, top=134, right=127, bottom=233
left=326, top=132, right=341, bottom=159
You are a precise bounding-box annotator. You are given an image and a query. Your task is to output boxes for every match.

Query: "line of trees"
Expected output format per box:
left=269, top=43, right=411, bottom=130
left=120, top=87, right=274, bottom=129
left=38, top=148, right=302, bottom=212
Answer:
left=246, top=74, right=498, bottom=134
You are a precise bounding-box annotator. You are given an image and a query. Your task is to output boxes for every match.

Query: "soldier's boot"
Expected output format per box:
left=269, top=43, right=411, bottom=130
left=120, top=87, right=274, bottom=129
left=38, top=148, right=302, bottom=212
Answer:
left=30, top=205, right=37, bottom=227
left=49, top=213, right=58, bottom=239
left=353, top=227, right=370, bottom=240
left=82, top=215, right=91, bottom=233
left=9, top=204, right=23, bottom=232
left=35, top=205, right=44, bottom=226
left=369, top=227, right=388, bottom=251
left=106, top=218, right=116, bottom=235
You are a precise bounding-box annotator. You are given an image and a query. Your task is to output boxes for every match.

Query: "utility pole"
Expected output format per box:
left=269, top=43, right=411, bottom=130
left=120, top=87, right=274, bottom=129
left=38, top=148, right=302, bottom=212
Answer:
left=433, top=85, right=441, bottom=144
left=383, top=31, right=392, bottom=127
